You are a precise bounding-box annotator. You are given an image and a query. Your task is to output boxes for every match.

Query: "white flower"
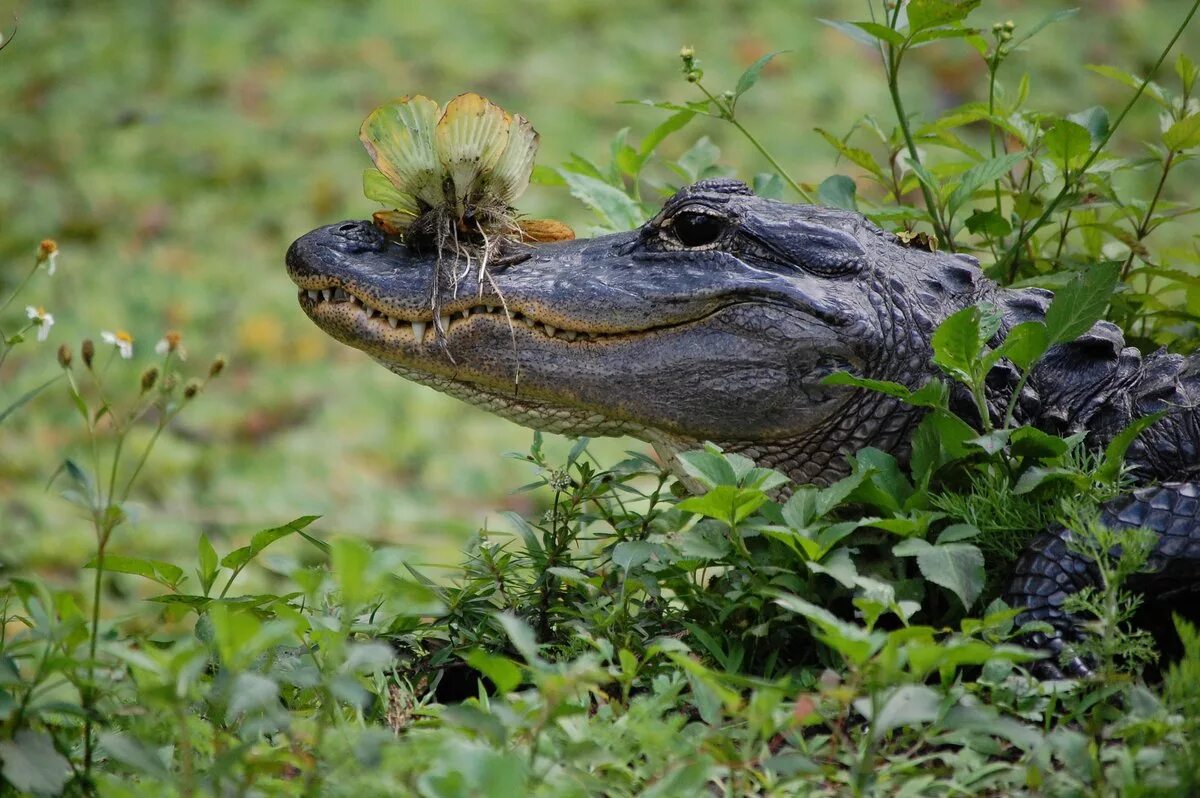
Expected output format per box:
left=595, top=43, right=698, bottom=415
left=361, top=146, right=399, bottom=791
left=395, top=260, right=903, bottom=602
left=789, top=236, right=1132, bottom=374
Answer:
left=101, top=330, right=134, bottom=359
left=155, top=331, right=186, bottom=360
left=25, top=306, right=54, bottom=342
left=36, top=240, right=58, bottom=276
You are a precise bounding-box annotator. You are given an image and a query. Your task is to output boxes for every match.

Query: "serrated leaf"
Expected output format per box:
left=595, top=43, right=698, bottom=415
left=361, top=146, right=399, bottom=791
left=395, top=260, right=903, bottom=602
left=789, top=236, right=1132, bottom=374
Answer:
left=907, top=0, right=981, bottom=32
left=1067, top=106, right=1110, bottom=146
left=946, top=152, right=1026, bottom=220
left=858, top=685, right=943, bottom=738
left=677, top=485, right=766, bottom=526
left=1043, top=262, right=1120, bottom=345
left=1042, top=119, right=1093, bottom=172
left=895, top=539, right=985, bottom=608
left=638, top=110, right=695, bottom=157
left=734, top=50, right=786, bottom=99
left=559, top=171, right=643, bottom=231
left=818, top=18, right=903, bottom=48
left=464, top=649, right=523, bottom=694
left=998, top=321, right=1049, bottom=370
left=1097, top=412, right=1166, bottom=483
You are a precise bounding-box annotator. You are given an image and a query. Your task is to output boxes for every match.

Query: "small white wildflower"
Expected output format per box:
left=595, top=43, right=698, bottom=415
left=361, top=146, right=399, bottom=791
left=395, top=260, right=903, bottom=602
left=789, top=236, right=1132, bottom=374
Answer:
left=101, top=330, right=134, bottom=359
left=154, top=330, right=186, bottom=360
left=36, top=240, right=59, bottom=276
left=25, top=306, right=54, bottom=342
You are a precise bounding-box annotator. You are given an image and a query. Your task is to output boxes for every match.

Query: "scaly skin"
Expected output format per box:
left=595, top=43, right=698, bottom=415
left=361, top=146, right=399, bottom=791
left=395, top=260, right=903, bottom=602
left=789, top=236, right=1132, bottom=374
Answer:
left=287, top=179, right=1200, bottom=675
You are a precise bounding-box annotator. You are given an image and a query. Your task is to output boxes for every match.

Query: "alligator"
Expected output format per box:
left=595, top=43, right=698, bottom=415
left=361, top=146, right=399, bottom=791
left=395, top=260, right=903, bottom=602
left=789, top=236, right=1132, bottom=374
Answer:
left=287, top=178, right=1200, bottom=677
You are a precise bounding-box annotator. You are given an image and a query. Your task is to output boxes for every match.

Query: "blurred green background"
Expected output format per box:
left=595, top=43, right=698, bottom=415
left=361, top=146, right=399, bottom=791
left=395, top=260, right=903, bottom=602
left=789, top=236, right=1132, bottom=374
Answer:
left=1, top=0, right=1195, bottom=582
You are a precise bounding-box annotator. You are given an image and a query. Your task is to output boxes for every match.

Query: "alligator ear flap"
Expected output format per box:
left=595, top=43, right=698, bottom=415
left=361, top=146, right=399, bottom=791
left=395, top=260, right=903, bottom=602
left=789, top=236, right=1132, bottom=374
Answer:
left=435, top=93, right=511, bottom=215
left=359, top=95, right=442, bottom=208
left=517, top=219, right=575, bottom=243
left=488, top=113, right=539, bottom=207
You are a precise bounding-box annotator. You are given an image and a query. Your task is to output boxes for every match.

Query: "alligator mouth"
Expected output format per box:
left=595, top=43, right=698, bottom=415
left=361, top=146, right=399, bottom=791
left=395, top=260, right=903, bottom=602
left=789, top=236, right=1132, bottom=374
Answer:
left=297, top=284, right=701, bottom=344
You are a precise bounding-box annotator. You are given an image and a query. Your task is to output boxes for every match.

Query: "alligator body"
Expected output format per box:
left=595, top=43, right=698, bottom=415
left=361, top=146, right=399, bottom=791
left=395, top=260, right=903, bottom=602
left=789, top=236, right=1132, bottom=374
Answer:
left=287, top=178, right=1200, bottom=676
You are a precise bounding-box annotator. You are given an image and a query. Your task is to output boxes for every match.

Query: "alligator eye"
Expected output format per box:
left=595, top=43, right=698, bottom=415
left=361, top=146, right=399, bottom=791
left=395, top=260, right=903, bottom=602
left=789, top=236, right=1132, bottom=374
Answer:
left=670, top=211, right=726, bottom=248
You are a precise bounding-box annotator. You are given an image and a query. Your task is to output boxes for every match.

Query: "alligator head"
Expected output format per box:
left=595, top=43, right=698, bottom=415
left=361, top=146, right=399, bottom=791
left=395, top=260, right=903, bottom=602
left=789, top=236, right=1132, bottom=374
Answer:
left=286, top=178, right=993, bottom=483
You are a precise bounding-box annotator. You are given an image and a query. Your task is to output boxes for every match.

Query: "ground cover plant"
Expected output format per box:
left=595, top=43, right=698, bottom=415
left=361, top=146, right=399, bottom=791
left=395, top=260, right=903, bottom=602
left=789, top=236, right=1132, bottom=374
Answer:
left=2, top=0, right=1200, bottom=794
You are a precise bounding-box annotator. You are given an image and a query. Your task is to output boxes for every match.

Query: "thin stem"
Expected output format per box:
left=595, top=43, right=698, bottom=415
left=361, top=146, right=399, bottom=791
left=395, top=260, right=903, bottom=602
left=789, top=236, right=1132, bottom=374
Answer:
left=695, top=83, right=814, bottom=202
left=1119, top=150, right=1175, bottom=280
left=884, top=39, right=953, bottom=249
left=996, top=0, right=1200, bottom=275
left=0, top=261, right=40, bottom=315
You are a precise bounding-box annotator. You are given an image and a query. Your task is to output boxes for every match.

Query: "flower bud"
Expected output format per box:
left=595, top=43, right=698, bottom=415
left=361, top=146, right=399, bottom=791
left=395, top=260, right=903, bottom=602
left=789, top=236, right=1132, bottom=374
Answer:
left=208, top=356, right=226, bottom=378
left=161, top=373, right=179, bottom=394
left=679, top=45, right=694, bottom=61
left=1004, top=19, right=1015, bottom=31
left=57, top=344, right=72, bottom=369
left=140, top=366, right=159, bottom=393
left=183, top=379, right=201, bottom=400
left=81, top=338, right=95, bottom=369
left=686, top=69, right=703, bottom=83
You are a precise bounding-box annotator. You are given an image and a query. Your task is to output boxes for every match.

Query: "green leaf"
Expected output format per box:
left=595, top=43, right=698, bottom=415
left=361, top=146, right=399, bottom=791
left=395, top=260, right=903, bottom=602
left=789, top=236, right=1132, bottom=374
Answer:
left=1097, top=412, right=1166, bottom=483
left=997, top=321, right=1049, bottom=371
left=497, top=613, right=542, bottom=665
left=857, top=684, right=943, bottom=738
left=98, top=731, right=171, bottom=779
left=734, top=50, right=786, bottom=99
left=907, top=0, right=981, bottom=32
left=818, top=19, right=904, bottom=48
left=820, top=372, right=948, bottom=409
left=220, top=515, right=321, bottom=570
left=638, top=110, right=695, bottom=157
left=331, top=536, right=373, bottom=607
left=814, top=128, right=888, bottom=182
left=1009, top=426, right=1069, bottom=459
left=1067, top=106, right=1110, bottom=146
left=1042, top=261, right=1120, bottom=345
left=464, top=650, right=523, bottom=694
left=1009, top=8, right=1079, bottom=50
left=946, top=152, right=1026, bottom=220
left=894, top=539, right=985, bottom=608
left=559, top=171, right=644, bottom=231
left=773, top=593, right=884, bottom=666
left=198, top=533, right=219, bottom=594
left=675, top=448, right=739, bottom=488
left=0, top=730, right=73, bottom=795
left=963, top=208, right=1012, bottom=238
left=84, top=555, right=184, bottom=589
left=677, top=485, right=766, bottom=526
left=1042, top=118, right=1093, bottom=172
left=1086, top=65, right=1169, bottom=109
left=932, top=305, right=996, bottom=382
left=753, top=172, right=785, bottom=199
left=1164, top=114, right=1200, bottom=151
left=676, top=136, right=722, bottom=182
left=817, top=175, right=858, bottom=211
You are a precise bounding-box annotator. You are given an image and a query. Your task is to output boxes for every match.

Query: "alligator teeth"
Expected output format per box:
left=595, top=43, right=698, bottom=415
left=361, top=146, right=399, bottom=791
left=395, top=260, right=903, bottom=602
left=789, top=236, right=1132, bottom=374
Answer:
left=411, top=321, right=426, bottom=342
left=321, top=289, right=332, bottom=301
left=365, top=307, right=378, bottom=318
left=349, top=295, right=360, bottom=306
left=439, top=315, right=450, bottom=331
left=388, top=316, right=399, bottom=328
left=544, top=324, right=557, bottom=337
left=332, top=288, right=350, bottom=301
left=307, top=290, right=319, bottom=301
left=486, top=305, right=497, bottom=313
left=461, top=308, right=470, bottom=318
left=563, top=330, right=577, bottom=341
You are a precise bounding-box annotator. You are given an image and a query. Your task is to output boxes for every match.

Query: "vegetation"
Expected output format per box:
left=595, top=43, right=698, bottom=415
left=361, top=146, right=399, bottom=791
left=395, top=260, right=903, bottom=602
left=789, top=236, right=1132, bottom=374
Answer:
left=2, top=0, right=1200, bottom=794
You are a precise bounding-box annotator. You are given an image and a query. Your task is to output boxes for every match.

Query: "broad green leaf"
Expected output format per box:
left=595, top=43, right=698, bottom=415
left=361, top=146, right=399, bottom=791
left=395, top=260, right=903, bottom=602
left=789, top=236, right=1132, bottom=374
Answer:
left=964, top=208, right=1012, bottom=238
left=734, top=50, right=786, bottom=99
left=331, top=536, right=373, bottom=607
left=821, top=372, right=948, bottom=409
left=907, top=0, right=981, bottom=32
left=198, top=533, right=219, bottom=594
left=0, top=730, right=73, bottom=795
left=817, top=175, right=858, bottom=211
left=559, top=171, right=644, bottom=231
left=753, top=172, right=785, bottom=199
left=226, top=672, right=279, bottom=722
left=221, top=515, right=321, bottom=570
left=1042, top=261, right=1120, bottom=344
left=856, top=684, right=942, bottom=738
left=773, top=593, right=884, bottom=666
left=677, top=485, right=767, bottom=526
left=464, top=650, right=522, bottom=694
left=676, top=448, right=738, bottom=488
left=946, top=152, right=1026, bottom=220
left=932, top=305, right=996, bottom=382
left=1086, top=64, right=1169, bottom=109
left=997, top=321, right=1049, bottom=371
left=814, top=128, right=888, bottom=181
left=1164, top=114, right=1200, bottom=151
left=84, top=555, right=184, bottom=589
left=676, top=136, right=722, bottom=182
left=894, top=538, right=985, bottom=608
left=497, top=613, right=542, bottom=665
left=98, top=731, right=171, bottom=779
left=1042, top=119, right=1093, bottom=172
left=1009, top=426, right=1069, bottom=459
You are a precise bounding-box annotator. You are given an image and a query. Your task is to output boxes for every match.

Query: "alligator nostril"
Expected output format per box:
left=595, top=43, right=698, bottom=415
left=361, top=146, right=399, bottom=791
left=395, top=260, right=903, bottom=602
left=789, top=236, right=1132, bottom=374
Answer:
left=330, top=220, right=385, bottom=252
